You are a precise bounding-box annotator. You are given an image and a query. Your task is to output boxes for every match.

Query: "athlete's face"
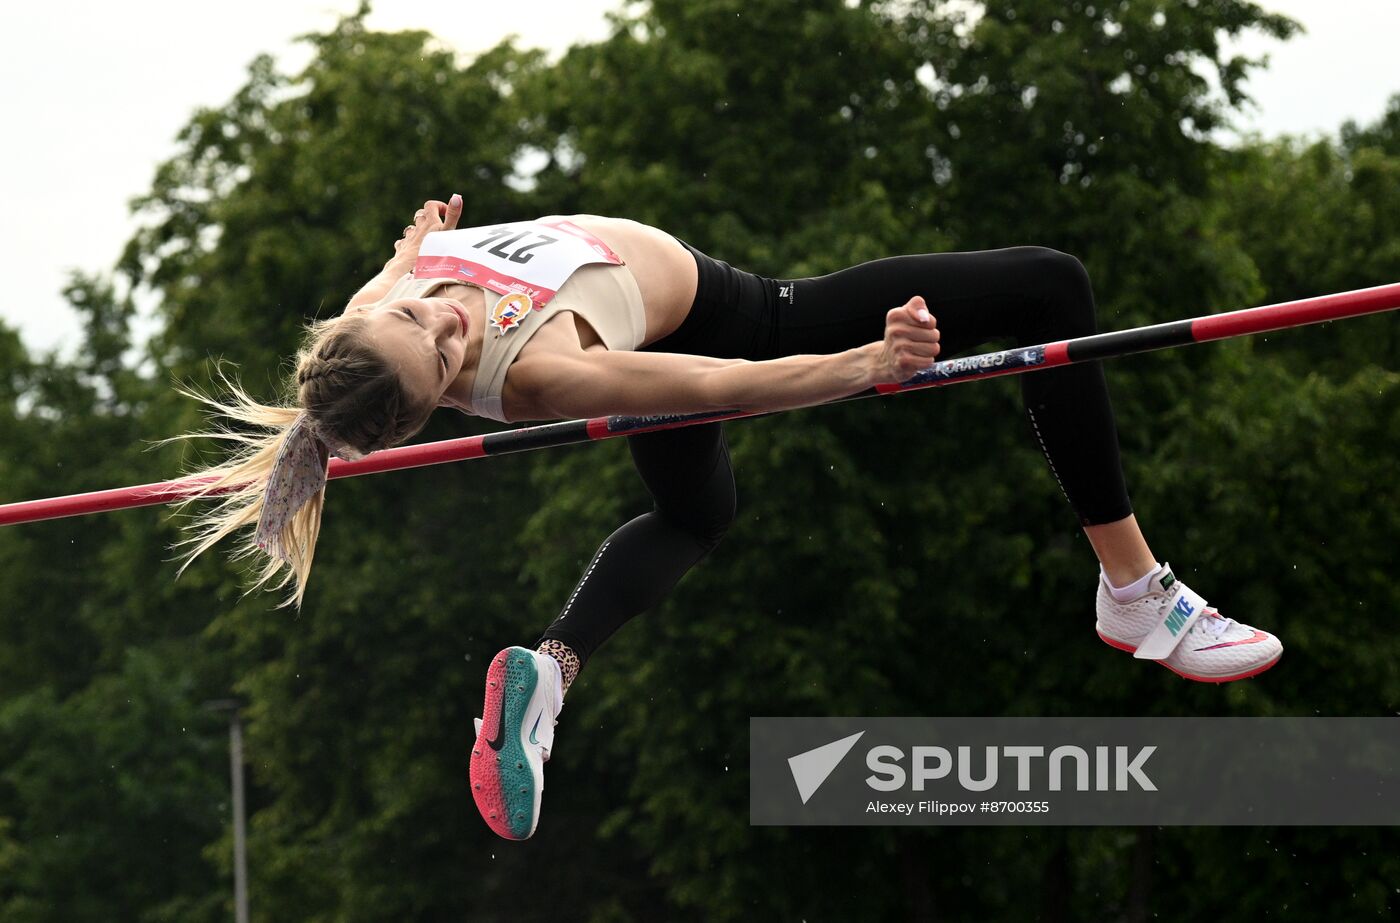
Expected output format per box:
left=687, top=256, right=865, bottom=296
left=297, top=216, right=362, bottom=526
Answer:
left=361, top=297, right=471, bottom=411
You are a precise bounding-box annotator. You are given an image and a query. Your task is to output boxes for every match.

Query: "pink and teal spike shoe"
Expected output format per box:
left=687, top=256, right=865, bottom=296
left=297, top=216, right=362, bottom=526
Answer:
left=470, top=646, right=564, bottom=840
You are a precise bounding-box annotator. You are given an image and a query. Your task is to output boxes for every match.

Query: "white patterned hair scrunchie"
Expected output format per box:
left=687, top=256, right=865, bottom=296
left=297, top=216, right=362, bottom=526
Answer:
left=254, top=412, right=366, bottom=563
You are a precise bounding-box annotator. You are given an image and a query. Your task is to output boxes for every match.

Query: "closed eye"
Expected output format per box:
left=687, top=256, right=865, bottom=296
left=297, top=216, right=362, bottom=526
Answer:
left=400, top=306, right=449, bottom=372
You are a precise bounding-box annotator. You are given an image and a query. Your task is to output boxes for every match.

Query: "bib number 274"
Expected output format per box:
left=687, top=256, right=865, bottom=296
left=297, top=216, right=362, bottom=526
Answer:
left=471, top=227, right=558, bottom=264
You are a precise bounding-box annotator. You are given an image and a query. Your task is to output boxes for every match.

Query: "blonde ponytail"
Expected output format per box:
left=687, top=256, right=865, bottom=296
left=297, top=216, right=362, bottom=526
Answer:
left=162, top=313, right=433, bottom=608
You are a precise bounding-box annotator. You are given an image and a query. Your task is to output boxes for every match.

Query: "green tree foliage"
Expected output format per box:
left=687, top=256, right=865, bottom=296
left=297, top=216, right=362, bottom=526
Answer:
left=1, top=1, right=1397, bottom=919
left=1343, top=91, right=1400, bottom=157
left=1212, top=94, right=1400, bottom=375
left=0, top=650, right=225, bottom=923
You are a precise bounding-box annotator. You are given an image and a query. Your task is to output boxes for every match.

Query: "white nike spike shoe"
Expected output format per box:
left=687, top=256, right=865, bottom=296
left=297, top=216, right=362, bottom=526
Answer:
left=469, top=646, right=564, bottom=840
left=1095, top=563, right=1282, bottom=683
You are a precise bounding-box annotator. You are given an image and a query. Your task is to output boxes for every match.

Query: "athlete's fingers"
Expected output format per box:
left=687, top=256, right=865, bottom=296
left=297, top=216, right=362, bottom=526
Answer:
left=892, top=318, right=940, bottom=364
left=898, top=337, right=941, bottom=363
left=894, top=351, right=928, bottom=378
left=420, top=199, right=447, bottom=228
left=444, top=193, right=463, bottom=230
left=883, top=300, right=939, bottom=378
left=886, top=304, right=920, bottom=331
left=884, top=337, right=940, bottom=378
left=906, top=343, right=941, bottom=364
left=902, top=325, right=940, bottom=345
left=887, top=311, right=940, bottom=347
left=888, top=300, right=935, bottom=330
left=901, top=328, right=942, bottom=353
left=905, top=296, right=933, bottom=326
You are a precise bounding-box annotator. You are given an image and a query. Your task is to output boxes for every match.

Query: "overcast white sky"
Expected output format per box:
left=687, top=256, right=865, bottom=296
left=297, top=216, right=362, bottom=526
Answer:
left=2, top=0, right=1396, bottom=358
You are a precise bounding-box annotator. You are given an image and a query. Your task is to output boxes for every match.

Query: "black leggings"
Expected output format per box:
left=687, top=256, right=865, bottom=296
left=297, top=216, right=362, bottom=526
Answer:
left=538, top=242, right=1132, bottom=664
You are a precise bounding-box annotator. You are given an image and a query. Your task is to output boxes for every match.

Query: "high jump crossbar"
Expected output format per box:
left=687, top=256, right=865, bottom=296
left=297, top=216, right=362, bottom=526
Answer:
left=2, top=281, right=1398, bottom=528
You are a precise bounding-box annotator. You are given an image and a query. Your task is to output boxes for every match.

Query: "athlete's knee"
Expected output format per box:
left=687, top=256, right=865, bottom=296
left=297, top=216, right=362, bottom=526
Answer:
left=1019, top=246, right=1097, bottom=339
left=662, top=476, right=735, bottom=554
left=1017, top=246, right=1092, bottom=298
left=656, top=507, right=731, bottom=555
left=695, top=514, right=732, bottom=554
left=693, top=487, right=736, bottom=553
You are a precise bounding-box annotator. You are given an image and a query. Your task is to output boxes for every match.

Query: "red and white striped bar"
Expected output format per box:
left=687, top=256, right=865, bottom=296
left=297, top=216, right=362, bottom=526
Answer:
left=3, top=280, right=1398, bottom=528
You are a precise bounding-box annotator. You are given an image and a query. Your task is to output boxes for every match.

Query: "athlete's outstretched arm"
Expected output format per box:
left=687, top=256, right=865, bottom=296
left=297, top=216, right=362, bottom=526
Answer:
left=517, top=297, right=940, bottom=418
left=344, top=195, right=464, bottom=313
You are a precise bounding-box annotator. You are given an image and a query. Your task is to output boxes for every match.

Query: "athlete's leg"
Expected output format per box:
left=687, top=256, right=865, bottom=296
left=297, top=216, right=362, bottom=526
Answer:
left=475, top=426, right=733, bottom=839
left=475, top=423, right=735, bottom=838
left=534, top=422, right=735, bottom=688
left=519, top=242, right=762, bottom=691
left=1084, top=517, right=1157, bottom=589
left=766, top=245, right=1279, bottom=680
left=769, top=245, right=1133, bottom=529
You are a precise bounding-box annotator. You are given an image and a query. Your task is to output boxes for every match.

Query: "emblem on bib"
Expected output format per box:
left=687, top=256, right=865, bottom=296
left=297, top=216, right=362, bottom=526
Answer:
left=490, top=292, right=535, bottom=334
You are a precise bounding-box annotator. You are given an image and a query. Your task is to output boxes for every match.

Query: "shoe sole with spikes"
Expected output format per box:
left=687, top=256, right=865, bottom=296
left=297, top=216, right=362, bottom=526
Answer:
left=470, top=646, right=552, bottom=840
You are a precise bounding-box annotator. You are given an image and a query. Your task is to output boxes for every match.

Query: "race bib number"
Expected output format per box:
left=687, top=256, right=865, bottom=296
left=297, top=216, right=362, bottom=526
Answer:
left=413, top=219, right=623, bottom=308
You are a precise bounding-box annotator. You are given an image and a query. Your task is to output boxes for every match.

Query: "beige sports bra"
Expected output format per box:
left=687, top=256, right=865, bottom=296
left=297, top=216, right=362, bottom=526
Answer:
left=374, top=262, right=647, bottom=423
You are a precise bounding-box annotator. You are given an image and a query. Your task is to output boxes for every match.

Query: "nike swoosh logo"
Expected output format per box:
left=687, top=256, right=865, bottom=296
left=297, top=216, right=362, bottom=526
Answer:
left=1194, top=629, right=1270, bottom=652
left=529, top=712, right=542, bottom=746
left=486, top=691, right=508, bottom=752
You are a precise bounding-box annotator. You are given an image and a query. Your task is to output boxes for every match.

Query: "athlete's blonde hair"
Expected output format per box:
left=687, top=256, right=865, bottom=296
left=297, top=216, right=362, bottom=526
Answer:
left=162, top=313, right=434, bottom=608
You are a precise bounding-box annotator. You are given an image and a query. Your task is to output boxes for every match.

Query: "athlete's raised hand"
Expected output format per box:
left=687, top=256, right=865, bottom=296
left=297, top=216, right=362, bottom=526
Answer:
left=391, top=193, right=464, bottom=265
left=876, top=296, right=941, bottom=382
left=347, top=194, right=464, bottom=313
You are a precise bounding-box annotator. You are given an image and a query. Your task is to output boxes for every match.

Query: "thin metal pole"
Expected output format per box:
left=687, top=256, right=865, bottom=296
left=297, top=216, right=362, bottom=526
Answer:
left=229, top=710, right=249, bottom=923
left=2, top=280, right=1398, bottom=527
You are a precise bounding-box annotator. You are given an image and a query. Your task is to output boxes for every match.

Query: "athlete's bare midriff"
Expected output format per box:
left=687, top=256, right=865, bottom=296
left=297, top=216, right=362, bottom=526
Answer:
left=543, top=214, right=699, bottom=347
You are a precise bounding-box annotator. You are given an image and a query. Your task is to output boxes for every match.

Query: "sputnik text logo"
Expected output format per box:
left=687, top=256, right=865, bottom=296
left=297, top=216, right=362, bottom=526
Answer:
left=788, top=733, right=1157, bottom=803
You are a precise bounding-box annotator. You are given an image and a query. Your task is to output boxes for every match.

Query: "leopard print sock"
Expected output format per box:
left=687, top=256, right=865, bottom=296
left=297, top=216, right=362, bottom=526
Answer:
left=535, top=639, right=580, bottom=695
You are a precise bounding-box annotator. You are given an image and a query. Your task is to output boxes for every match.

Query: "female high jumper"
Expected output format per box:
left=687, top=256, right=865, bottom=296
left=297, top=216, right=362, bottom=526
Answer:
left=173, top=195, right=1281, bottom=841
